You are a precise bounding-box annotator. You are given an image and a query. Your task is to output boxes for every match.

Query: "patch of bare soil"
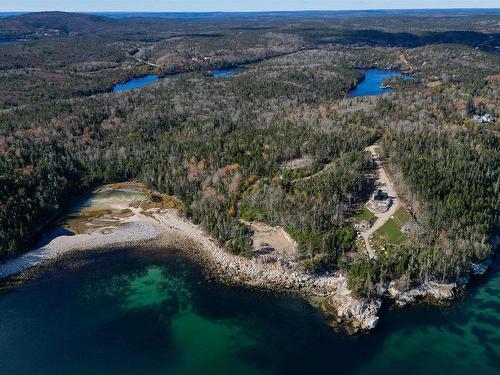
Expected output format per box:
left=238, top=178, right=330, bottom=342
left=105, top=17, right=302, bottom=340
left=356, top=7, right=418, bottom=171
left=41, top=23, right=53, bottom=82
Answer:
left=281, top=155, right=313, bottom=170
left=243, top=221, right=299, bottom=260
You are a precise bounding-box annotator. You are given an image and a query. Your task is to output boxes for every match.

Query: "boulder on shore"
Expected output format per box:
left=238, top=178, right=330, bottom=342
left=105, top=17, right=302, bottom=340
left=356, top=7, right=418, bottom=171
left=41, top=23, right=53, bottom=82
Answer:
left=321, top=293, right=381, bottom=333
left=390, top=280, right=456, bottom=307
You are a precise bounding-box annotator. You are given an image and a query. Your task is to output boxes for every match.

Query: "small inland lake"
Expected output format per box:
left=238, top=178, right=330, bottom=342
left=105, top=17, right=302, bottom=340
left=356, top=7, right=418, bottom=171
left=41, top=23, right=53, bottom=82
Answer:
left=112, top=67, right=242, bottom=92
left=113, top=75, right=159, bottom=93
left=349, top=69, right=411, bottom=97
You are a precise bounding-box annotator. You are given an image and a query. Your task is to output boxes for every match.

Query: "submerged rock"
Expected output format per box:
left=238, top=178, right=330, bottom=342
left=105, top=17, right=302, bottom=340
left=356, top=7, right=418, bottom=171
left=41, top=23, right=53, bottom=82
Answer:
left=457, top=274, right=470, bottom=285
left=471, top=260, right=491, bottom=276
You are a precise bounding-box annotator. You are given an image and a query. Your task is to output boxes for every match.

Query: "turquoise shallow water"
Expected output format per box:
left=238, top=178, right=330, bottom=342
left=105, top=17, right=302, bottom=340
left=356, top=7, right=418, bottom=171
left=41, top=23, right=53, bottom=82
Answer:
left=0, top=247, right=498, bottom=375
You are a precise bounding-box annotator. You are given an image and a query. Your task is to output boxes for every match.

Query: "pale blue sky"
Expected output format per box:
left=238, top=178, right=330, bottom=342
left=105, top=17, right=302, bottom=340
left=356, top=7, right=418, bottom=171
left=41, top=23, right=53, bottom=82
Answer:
left=1, top=1, right=498, bottom=12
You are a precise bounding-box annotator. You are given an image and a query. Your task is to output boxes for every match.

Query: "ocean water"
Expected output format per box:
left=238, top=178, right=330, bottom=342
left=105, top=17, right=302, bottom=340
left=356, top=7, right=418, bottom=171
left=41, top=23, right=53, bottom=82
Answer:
left=0, top=13, right=24, bottom=18
left=0, top=247, right=498, bottom=375
left=1, top=10, right=499, bottom=20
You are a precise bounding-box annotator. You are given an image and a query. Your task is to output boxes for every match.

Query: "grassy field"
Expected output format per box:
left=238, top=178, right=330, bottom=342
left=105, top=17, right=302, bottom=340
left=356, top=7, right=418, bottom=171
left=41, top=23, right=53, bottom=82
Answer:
left=376, top=218, right=405, bottom=244
left=354, top=207, right=376, bottom=224
left=392, top=207, right=412, bottom=226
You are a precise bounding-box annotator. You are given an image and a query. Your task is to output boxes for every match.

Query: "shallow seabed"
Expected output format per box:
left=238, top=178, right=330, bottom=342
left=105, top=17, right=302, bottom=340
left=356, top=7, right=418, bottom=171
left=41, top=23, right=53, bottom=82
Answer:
left=0, top=247, right=498, bottom=375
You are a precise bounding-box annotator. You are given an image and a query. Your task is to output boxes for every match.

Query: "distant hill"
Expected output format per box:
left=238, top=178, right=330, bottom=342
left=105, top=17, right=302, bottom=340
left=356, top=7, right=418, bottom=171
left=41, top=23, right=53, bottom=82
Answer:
left=0, top=10, right=498, bottom=50
left=0, top=11, right=118, bottom=39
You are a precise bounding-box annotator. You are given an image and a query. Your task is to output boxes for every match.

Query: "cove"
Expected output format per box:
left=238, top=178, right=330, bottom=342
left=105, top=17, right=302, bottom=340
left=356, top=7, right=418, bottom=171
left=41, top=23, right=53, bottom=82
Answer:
left=0, top=247, right=498, bottom=375
left=349, top=69, right=411, bottom=97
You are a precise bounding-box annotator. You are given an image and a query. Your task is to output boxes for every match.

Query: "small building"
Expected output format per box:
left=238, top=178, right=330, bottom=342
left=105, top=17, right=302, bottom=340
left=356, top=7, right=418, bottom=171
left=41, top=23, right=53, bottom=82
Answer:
left=374, top=189, right=389, bottom=201
left=473, top=114, right=494, bottom=123
left=481, top=114, right=494, bottom=123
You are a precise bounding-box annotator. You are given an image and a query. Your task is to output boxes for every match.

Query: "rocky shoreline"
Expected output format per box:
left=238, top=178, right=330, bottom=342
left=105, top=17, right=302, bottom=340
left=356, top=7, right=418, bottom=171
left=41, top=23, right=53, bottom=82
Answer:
left=0, top=185, right=494, bottom=334
left=152, top=212, right=381, bottom=332
left=0, top=184, right=381, bottom=333
left=381, top=258, right=493, bottom=308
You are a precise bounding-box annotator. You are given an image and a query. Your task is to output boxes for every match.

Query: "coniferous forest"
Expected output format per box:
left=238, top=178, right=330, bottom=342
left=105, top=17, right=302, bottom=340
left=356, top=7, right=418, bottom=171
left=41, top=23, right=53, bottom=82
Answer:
left=0, top=11, right=498, bottom=296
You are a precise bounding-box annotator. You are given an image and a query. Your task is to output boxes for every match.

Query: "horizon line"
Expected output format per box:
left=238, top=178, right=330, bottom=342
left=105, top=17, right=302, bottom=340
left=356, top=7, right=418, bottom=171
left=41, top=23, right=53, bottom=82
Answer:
left=1, top=7, right=499, bottom=14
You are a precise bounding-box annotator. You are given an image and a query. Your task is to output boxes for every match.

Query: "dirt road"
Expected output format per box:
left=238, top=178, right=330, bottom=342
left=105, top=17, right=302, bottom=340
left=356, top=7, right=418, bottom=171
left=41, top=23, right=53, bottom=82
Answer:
left=361, top=144, right=400, bottom=258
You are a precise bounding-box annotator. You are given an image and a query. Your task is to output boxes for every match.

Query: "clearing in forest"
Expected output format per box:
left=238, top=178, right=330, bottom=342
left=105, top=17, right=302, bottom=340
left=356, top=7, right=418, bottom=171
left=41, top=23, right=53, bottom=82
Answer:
left=358, top=144, right=401, bottom=258
left=241, top=220, right=299, bottom=260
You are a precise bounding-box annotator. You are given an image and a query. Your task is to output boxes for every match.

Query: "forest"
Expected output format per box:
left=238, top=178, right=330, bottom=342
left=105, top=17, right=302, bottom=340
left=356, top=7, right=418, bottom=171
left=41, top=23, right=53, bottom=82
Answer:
left=0, top=11, right=498, bottom=296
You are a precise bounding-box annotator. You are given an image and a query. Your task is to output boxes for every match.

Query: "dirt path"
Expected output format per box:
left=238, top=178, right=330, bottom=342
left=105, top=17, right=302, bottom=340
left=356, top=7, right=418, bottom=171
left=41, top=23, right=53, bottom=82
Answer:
left=291, top=160, right=335, bottom=183
left=361, top=144, right=400, bottom=258
left=132, top=49, right=160, bottom=68
left=134, top=56, right=160, bottom=68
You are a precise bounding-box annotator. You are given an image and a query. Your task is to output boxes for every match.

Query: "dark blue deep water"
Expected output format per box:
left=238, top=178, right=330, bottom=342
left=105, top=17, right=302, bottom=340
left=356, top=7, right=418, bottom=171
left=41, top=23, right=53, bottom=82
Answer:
left=349, top=69, right=410, bottom=97
left=0, top=247, right=498, bottom=375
